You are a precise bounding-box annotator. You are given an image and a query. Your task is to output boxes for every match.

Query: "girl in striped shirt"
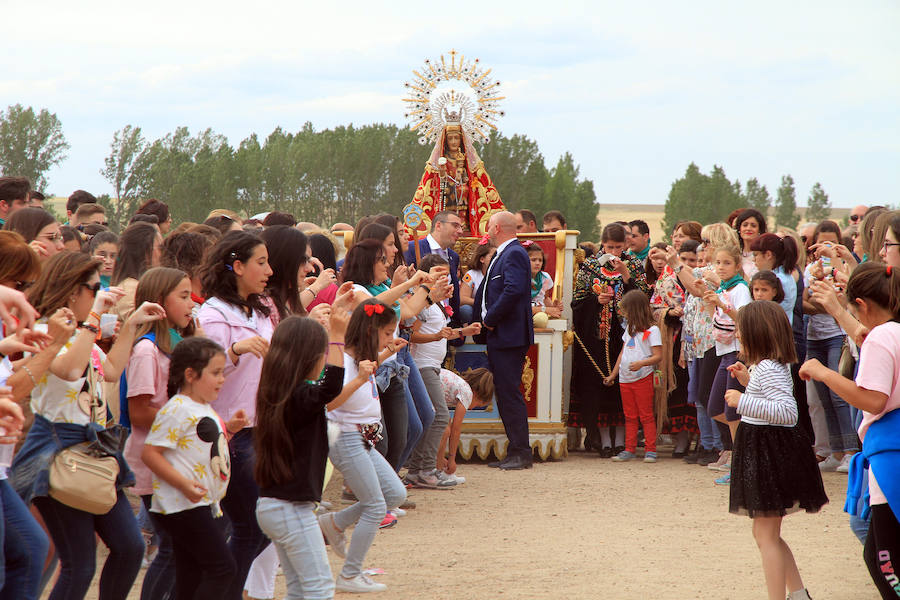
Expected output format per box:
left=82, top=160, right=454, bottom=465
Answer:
left=724, top=300, right=828, bottom=600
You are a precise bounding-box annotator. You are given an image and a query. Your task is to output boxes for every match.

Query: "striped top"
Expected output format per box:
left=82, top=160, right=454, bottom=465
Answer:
left=736, top=360, right=798, bottom=427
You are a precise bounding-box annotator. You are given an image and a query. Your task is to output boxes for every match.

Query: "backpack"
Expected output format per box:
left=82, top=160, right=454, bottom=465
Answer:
left=118, top=332, right=163, bottom=432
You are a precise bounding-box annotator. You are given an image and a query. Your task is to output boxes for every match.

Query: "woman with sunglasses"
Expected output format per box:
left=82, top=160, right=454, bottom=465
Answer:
left=9, top=251, right=166, bottom=600
left=2, top=207, right=65, bottom=262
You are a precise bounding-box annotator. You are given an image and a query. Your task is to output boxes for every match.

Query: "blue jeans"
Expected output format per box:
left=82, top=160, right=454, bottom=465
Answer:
left=256, top=497, right=334, bottom=600
left=0, top=479, right=49, bottom=600
left=140, top=495, right=174, bottom=600
left=807, top=335, right=859, bottom=452
left=397, top=348, right=434, bottom=470
left=34, top=491, right=144, bottom=600
left=329, top=430, right=406, bottom=579
left=688, top=359, right=720, bottom=451
left=221, top=429, right=269, bottom=600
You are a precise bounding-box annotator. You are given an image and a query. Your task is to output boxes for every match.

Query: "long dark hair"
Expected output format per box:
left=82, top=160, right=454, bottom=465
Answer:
left=358, top=223, right=400, bottom=274
left=167, top=337, right=225, bottom=398
left=112, top=222, right=159, bottom=285
left=340, top=239, right=384, bottom=287
left=200, top=231, right=270, bottom=317
left=3, top=207, right=55, bottom=243
left=749, top=233, right=799, bottom=272
left=308, top=233, right=337, bottom=272
left=735, top=301, right=797, bottom=366
left=254, top=316, right=329, bottom=487
left=345, top=299, right=396, bottom=362
left=260, top=225, right=308, bottom=319
left=134, top=267, right=196, bottom=353
left=373, top=213, right=407, bottom=267
left=162, top=231, right=213, bottom=279
left=734, top=209, right=767, bottom=251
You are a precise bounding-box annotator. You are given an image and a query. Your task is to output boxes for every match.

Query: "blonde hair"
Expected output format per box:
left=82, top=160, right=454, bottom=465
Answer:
left=714, top=244, right=745, bottom=279
left=701, top=223, right=739, bottom=254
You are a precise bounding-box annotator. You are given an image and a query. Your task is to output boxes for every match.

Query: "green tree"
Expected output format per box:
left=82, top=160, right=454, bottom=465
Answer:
left=662, top=163, right=742, bottom=237
left=805, top=182, right=831, bottom=224
left=0, top=104, right=70, bottom=190
left=743, top=177, right=771, bottom=216
left=775, top=175, right=799, bottom=229
left=100, top=125, right=149, bottom=232
left=543, top=153, right=598, bottom=238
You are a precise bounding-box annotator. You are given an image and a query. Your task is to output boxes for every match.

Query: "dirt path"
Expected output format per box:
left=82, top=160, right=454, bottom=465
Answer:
left=83, top=452, right=876, bottom=599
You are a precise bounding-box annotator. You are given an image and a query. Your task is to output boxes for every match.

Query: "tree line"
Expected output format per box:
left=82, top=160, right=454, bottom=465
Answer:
left=0, top=104, right=599, bottom=236
left=661, top=162, right=835, bottom=236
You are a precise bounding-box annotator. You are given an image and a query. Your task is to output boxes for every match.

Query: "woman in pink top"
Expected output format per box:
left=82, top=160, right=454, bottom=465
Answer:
left=124, top=267, right=197, bottom=599
left=197, top=231, right=273, bottom=600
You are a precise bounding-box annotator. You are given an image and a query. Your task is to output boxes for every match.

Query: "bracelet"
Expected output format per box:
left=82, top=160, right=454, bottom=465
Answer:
left=420, top=285, right=432, bottom=295
left=79, top=322, right=100, bottom=335
left=230, top=342, right=240, bottom=356
left=22, top=364, right=37, bottom=386
left=89, top=311, right=103, bottom=323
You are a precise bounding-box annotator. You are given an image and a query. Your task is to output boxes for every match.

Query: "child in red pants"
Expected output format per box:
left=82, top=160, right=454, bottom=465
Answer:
left=604, top=290, right=663, bottom=462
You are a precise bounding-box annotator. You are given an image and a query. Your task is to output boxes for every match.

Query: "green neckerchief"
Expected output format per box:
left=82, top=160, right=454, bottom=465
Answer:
left=862, top=253, right=869, bottom=263
left=169, top=328, right=184, bottom=348
left=364, top=280, right=402, bottom=320
left=305, top=367, right=326, bottom=385
left=717, top=273, right=747, bottom=293
left=632, top=244, right=650, bottom=262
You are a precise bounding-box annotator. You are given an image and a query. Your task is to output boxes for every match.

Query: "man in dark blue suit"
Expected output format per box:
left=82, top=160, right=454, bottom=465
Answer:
left=474, top=211, right=534, bottom=470
left=404, top=210, right=463, bottom=327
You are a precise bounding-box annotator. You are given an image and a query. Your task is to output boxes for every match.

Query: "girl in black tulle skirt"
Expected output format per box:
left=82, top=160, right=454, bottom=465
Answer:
left=724, top=301, right=827, bottom=600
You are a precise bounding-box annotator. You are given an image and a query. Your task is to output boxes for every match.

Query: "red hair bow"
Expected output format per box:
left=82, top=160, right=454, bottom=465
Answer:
left=520, top=240, right=535, bottom=247
left=364, top=304, right=385, bottom=317
left=478, top=234, right=491, bottom=246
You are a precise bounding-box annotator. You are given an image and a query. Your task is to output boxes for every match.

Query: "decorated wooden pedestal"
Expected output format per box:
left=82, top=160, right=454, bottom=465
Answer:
left=449, top=230, right=580, bottom=462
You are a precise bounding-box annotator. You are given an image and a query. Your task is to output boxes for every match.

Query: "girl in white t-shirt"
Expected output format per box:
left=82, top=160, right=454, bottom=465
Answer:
left=800, top=263, right=900, bottom=597
left=702, top=245, right=751, bottom=463
left=436, top=367, right=494, bottom=482
left=605, top=290, right=663, bottom=462
left=459, top=243, right=494, bottom=324
left=325, top=300, right=407, bottom=594
left=143, top=337, right=240, bottom=598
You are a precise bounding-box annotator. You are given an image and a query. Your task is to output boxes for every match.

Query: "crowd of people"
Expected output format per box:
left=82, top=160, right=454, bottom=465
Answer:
left=0, top=173, right=895, bottom=599
left=568, top=205, right=898, bottom=599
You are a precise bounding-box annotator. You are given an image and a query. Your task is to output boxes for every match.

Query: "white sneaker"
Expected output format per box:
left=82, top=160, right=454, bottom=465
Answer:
left=818, top=455, right=841, bottom=472
left=390, top=508, right=407, bottom=517
left=836, top=454, right=853, bottom=473
left=707, top=450, right=732, bottom=471
left=427, top=468, right=457, bottom=488
left=318, top=513, right=346, bottom=558
left=436, top=470, right=465, bottom=485
left=336, top=573, right=387, bottom=593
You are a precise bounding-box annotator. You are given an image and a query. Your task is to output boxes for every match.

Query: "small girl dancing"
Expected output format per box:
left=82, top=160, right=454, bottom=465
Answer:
left=725, top=301, right=827, bottom=600
left=321, top=299, right=407, bottom=594
left=254, top=289, right=363, bottom=600
left=605, top=289, right=663, bottom=462
left=142, top=337, right=240, bottom=598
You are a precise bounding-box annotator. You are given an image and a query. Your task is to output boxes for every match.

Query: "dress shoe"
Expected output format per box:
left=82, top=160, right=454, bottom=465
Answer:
left=498, top=455, right=533, bottom=470
left=487, top=459, right=503, bottom=468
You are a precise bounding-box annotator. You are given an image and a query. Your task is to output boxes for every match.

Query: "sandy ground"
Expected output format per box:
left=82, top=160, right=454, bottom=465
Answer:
left=75, top=448, right=877, bottom=600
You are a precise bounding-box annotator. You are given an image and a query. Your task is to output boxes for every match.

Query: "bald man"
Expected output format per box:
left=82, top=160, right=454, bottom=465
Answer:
left=849, top=205, right=867, bottom=225
left=474, top=211, right=534, bottom=469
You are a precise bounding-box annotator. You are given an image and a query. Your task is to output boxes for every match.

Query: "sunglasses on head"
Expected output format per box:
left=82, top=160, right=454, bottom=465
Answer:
left=80, top=281, right=102, bottom=294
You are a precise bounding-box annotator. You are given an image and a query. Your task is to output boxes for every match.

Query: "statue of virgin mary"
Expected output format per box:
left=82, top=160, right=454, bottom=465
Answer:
left=404, top=51, right=507, bottom=236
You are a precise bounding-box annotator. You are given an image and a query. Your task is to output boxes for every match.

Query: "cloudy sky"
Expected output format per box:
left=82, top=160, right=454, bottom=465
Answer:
left=3, top=0, right=898, bottom=208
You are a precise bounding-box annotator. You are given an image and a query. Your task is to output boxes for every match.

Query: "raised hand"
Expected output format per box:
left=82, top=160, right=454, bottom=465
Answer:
left=726, top=361, right=750, bottom=386
left=47, top=308, right=78, bottom=344
left=0, top=286, right=39, bottom=333
left=356, top=359, right=377, bottom=381
left=91, top=287, right=126, bottom=315
left=308, top=304, right=331, bottom=330
left=127, top=302, right=167, bottom=327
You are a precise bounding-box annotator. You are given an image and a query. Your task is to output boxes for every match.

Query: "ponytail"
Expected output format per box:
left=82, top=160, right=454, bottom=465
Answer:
left=750, top=233, right=798, bottom=272
left=846, top=263, right=900, bottom=319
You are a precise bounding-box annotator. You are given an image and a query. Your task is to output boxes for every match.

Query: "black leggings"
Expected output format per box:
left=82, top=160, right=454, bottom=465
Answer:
left=863, top=504, right=900, bottom=598
left=154, top=506, right=235, bottom=600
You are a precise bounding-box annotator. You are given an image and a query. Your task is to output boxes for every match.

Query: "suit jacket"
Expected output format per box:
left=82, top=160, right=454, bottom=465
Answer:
left=405, top=238, right=461, bottom=326
left=474, top=240, right=534, bottom=349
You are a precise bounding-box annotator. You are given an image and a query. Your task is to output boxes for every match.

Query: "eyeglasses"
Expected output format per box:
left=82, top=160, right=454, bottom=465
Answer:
left=850, top=214, right=861, bottom=223
left=801, top=236, right=808, bottom=243
left=701, top=238, right=710, bottom=244
left=41, top=233, right=62, bottom=242
left=14, top=280, right=33, bottom=291
left=884, top=241, right=900, bottom=250
left=80, top=281, right=102, bottom=295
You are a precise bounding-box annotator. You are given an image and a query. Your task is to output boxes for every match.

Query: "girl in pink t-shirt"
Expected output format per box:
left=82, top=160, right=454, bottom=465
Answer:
left=800, top=263, right=900, bottom=597
left=123, top=267, right=200, bottom=595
